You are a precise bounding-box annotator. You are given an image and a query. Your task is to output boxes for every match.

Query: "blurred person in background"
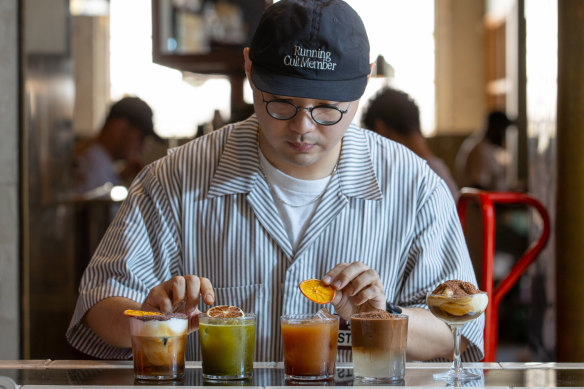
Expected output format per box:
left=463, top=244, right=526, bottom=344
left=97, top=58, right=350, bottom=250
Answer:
left=73, top=96, right=162, bottom=195
left=455, top=110, right=514, bottom=191
left=455, top=111, right=527, bottom=301
left=362, top=87, right=459, bottom=200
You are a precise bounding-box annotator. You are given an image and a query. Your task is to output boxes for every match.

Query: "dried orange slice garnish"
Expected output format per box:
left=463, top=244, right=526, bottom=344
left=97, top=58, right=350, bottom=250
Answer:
left=206, top=305, right=245, bottom=318
left=123, top=309, right=163, bottom=317
left=299, top=279, right=335, bottom=304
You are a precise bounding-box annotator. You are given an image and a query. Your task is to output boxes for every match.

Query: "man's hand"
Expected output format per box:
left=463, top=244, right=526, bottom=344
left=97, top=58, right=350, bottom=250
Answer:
left=322, top=262, right=386, bottom=320
left=142, top=275, right=215, bottom=332
left=84, top=275, right=215, bottom=348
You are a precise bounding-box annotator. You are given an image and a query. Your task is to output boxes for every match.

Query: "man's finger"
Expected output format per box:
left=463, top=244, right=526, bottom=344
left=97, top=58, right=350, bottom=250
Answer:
left=188, top=308, right=202, bottom=333
left=346, top=268, right=382, bottom=296
left=349, top=283, right=385, bottom=307
left=184, top=275, right=201, bottom=313
left=170, top=276, right=186, bottom=308
left=200, top=277, right=215, bottom=305
left=326, top=262, right=369, bottom=290
left=143, top=285, right=172, bottom=312
left=322, top=262, right=349, bottom=288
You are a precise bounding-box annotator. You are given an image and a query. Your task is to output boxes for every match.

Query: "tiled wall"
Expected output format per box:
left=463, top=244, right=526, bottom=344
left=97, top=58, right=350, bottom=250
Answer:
left=0, top=0, right=20, bottom=359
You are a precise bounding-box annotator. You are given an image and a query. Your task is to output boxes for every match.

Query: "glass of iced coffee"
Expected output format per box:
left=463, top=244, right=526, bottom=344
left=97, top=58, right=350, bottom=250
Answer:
left=351, top=310, right=408, bottom=383
left=281, top=310, right=339, bottom=381
left=198, top=306, right=256, bottom=381
left=124, top=310, right=188, bottom=381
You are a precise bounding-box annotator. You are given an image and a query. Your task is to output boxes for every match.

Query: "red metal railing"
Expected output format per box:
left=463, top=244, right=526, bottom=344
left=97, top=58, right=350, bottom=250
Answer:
left=457, top=188, right=551, bottom=362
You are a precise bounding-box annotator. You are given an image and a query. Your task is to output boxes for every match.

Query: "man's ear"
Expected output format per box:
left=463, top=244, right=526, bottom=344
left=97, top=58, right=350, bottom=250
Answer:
left=243, top=47, right=253, bottom=87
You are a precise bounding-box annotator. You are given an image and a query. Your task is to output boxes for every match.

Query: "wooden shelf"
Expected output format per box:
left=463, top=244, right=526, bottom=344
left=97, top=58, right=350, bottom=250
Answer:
left=151, top=0, right=268, bottom=76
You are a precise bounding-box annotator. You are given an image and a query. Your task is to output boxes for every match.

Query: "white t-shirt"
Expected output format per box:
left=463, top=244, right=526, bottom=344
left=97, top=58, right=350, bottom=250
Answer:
left=258, top=149, right=333, bottom=250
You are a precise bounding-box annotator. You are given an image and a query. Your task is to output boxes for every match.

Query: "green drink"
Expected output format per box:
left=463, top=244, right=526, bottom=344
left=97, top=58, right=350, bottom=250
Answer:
left=198, top=313, right=256, bottom=380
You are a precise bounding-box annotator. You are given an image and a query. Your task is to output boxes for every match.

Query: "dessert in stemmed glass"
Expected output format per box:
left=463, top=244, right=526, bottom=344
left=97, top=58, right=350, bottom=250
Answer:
left=426, top=280, right=488, bottom=382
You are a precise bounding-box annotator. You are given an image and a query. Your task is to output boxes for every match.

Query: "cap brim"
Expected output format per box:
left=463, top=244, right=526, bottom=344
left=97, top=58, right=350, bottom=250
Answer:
left=251, top=66, right=367, bottom=102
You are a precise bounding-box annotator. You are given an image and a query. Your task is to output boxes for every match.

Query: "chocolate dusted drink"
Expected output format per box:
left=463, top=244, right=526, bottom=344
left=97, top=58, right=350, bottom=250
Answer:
left=425, top=280, right=488, bottom=382
left=351, top=309, right=408, bottom=382
left=426, top=280, right=488, bottom=324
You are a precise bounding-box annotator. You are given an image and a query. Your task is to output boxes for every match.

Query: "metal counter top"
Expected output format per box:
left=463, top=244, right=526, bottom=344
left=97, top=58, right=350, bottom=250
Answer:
left=2, top=360, right=584, bottom=388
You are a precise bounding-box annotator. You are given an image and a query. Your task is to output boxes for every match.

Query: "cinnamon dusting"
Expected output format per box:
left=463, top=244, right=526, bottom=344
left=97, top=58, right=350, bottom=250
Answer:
left=134, top=312, right=187, bottom=322
left=354, top=309, right=395, bottom=319
left=432, top=280, right=481, bottom=297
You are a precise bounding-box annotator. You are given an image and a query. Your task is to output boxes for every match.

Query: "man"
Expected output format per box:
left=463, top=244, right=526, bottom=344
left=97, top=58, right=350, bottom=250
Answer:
left=67, top=0, right=483, bottom=362
left=455, top=110, right=514, bottom=191
left=362, top=87, right=460, bottom=200
left=73, top=96, right=161, bottom=194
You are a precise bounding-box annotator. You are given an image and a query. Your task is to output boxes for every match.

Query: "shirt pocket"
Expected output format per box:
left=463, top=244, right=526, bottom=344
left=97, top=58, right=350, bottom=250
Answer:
left=211, top=284, right=264, bottom=314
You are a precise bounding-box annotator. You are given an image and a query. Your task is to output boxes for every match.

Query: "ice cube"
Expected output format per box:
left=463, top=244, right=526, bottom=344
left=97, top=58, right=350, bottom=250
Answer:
left=313, top=308, right=335, bottom=320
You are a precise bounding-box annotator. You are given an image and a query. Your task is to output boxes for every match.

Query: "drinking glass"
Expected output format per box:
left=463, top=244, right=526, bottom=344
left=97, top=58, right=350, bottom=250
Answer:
left=128, top=313, right=188, bottom=381
left=426, top=291, right=488, bottom=382
left=281, top=313, right=339, bottom=381
left=198, top=313, right=256, bottom=380
left=350, top=312, right=408, bottom=383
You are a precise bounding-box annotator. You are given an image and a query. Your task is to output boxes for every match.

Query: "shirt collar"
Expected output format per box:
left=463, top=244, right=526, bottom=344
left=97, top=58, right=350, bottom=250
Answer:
left=208, top=116, right=382, bottom=201
left=337, top=123, right=383, bottom=200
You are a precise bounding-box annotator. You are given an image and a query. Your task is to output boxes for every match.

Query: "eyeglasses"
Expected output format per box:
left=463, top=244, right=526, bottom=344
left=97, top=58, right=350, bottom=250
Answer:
left=261, top=91, right=351, bottom=126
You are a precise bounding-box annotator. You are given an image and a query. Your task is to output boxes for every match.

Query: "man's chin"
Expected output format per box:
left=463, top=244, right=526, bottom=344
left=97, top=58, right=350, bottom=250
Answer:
left=285, top=153, right=318, bottom=168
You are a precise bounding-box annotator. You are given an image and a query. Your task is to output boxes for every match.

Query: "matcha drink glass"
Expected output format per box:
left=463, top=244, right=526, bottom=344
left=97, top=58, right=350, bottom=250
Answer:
left=198, top=309, right=256, bottom=380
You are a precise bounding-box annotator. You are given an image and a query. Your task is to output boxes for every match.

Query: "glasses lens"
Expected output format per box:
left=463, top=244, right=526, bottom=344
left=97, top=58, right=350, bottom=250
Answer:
left=311, top=107, right=343, bottom=125
left=266, top=101, right=297, bottom=120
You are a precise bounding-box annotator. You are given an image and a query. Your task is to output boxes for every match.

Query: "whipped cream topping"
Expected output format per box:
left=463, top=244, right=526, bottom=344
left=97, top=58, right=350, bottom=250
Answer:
left=130, top=317, right=188, bottom=337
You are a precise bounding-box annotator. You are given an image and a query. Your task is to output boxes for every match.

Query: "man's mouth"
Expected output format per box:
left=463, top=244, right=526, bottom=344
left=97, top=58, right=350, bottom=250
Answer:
left=287, top=141, right=314, bottom=153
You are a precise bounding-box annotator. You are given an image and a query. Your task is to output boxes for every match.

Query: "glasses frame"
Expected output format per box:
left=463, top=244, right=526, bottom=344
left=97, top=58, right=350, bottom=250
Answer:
left=260, top=91, right=351, bottom=126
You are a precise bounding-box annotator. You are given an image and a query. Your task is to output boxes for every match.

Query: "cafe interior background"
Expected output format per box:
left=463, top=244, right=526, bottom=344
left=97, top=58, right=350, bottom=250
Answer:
left=1, top=0, right=582, bottom=363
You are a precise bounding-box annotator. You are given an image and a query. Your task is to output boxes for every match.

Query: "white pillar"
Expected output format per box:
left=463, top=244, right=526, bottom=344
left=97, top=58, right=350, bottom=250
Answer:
left=434, top=0, right=485, bottom=135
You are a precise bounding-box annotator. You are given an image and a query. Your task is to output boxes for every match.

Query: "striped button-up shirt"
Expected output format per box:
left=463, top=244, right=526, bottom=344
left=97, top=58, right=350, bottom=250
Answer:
left=67, top=115, right=484, bottom=362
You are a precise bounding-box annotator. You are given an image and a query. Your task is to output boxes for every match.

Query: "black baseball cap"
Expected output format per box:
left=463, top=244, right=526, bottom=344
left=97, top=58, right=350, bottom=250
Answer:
left=249, top=0, right=370, bottom=102
left=106, top=96, right=162, bottom=141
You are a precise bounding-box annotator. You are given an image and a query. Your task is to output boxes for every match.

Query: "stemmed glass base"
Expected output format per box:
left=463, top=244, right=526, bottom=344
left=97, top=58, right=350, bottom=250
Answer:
left=433, top=324, right=482, bottom=383
left=433, top=368, right=482, bottom=382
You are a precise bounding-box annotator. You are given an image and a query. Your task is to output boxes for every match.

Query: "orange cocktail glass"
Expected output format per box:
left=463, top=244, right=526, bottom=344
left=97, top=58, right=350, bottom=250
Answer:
left=281, top=313, right=339, bottom=381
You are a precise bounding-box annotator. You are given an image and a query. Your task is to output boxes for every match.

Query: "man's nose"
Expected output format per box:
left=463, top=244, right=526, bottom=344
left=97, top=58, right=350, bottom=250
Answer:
left=289, top=108, right=316, bottom=134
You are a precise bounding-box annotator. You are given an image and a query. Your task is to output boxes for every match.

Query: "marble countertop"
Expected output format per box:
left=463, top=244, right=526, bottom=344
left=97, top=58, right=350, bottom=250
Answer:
left=1, top=360, right=583, bottom=388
